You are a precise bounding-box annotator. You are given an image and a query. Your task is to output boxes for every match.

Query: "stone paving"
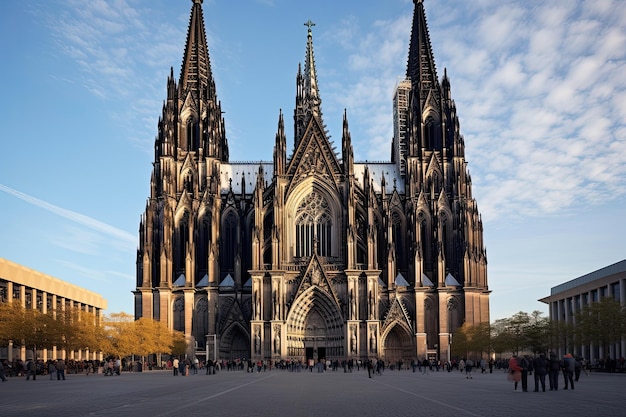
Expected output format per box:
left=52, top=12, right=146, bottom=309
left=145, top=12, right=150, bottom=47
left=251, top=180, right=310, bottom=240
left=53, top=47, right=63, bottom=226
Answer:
left=0, top=367, right=624, bottom=417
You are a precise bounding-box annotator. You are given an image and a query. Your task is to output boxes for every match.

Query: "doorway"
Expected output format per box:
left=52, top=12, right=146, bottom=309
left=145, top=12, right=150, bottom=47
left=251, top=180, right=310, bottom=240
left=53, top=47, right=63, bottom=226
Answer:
left=317, top=347, right=326, bottom=361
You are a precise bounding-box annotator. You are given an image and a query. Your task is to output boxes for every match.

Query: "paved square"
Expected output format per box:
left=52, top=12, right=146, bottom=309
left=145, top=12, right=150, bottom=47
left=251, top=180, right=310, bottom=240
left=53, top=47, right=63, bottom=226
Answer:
left=0, top=368, right=623, bottom=416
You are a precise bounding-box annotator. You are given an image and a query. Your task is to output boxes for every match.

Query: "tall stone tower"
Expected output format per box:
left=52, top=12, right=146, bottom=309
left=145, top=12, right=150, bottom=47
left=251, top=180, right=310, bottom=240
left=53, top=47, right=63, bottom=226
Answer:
left=135, top=0, right=489, bottom=363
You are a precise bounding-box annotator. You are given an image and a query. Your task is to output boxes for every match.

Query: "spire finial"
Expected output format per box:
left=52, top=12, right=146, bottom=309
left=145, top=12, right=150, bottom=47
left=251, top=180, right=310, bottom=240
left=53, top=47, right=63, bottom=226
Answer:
left=304, top=19, right=316, bottom=33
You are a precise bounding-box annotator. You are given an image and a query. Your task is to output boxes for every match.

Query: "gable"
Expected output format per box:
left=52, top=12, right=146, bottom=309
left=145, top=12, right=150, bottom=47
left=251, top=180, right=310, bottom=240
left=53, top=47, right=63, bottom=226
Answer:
left=286, top=116, right=341, bottom=193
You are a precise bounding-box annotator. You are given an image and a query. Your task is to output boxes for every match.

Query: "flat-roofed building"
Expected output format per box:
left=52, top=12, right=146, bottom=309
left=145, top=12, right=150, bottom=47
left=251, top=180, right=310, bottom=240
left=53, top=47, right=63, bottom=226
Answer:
left=0, top=257, right=108, bottom=362
left=540, top=260, right=626, bottom=364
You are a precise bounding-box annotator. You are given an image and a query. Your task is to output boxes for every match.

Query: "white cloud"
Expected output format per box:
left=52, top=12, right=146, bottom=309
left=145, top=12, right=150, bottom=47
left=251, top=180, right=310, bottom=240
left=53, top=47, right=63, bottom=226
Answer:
left=0, top=184, right=136, bottom=247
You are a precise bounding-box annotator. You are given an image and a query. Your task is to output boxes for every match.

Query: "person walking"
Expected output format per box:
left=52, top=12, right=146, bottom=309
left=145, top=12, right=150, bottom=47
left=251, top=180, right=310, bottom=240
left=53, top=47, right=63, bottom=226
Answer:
left=56, top=359, right=66, bottom=380
left=548, top=352, right=560, bottom=390
left=574, top=356, right=582, bottom=381
left=508, top=355, right=522, bottom=391
left=465, top=359, right=473, bottom=379
left=519, top=355, right=529, bottom=392
left=25, top=359, right=36, bottom=381
left=533, top=353, right=547, bottom=392
left=173, top=357, right=179, bottom=376
left=48, top=361, right=56, bottom=380
left=562, top=353, right=575, bottom=390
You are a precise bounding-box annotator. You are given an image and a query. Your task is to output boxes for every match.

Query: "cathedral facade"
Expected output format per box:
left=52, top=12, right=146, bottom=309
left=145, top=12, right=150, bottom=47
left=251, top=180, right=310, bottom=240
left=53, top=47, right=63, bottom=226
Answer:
left=134, top=0, right=490, bottom=363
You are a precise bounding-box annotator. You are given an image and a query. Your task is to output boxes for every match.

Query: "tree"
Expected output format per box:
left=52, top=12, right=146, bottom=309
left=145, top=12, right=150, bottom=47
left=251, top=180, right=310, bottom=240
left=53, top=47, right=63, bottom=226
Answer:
left=1, top=304, right=59, bottom=359
left=102, top=312, right=137, bottom=359
left=56, top=306, right=102, bottom=354
left=574, top=298, right=626, bottom=358
left=525, top=310, right=550, bottom=354
left=489, top=311, right=551, bottom=357
left=171, top=331, right=188, bottom=357
left=450, top=322, right=491, bottom=360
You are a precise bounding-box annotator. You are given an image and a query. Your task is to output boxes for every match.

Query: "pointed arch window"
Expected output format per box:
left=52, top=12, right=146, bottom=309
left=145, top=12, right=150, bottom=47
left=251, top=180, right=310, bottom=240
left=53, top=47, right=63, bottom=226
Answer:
left=174, top=211, right=190, bottom=276
left=221, top=212, right=238, bottom=272
left=186, top=118, right=199, bottom=150
left=391, top=211, right=406, bottom=271
left=295, top=191, right=332, bottom=258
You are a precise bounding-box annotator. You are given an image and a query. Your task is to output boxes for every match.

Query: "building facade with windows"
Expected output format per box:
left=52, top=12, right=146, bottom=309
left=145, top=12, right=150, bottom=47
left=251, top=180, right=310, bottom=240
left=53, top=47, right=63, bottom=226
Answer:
left=135, top=0, right=490, bottom=363
left=540, top=260, right=626, bottom=364
left=0, top=258, right=107, bottom=362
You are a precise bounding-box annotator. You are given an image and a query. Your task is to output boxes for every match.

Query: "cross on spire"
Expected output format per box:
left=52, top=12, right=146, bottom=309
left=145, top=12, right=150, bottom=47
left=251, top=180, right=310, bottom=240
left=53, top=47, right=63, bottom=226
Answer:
left=304, top=19, right=315, bottom=32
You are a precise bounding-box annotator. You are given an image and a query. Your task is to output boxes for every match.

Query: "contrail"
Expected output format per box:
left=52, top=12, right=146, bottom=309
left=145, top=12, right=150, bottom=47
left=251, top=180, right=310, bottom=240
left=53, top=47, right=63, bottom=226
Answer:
left=0, top=183, right=136, bottom=245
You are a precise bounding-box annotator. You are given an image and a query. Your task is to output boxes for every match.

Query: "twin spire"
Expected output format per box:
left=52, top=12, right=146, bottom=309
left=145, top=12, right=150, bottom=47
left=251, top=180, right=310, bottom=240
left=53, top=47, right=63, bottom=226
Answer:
left=177, top=0, right=439, bottom=155
left=180, top=0, right=212, bottom=93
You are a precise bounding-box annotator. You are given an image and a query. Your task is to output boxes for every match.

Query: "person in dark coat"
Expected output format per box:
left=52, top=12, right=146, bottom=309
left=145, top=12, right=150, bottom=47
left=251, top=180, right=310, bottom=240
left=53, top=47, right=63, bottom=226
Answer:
left=533, top=353, right=548, bottom=392
left=548, top=352, right=560, bottom=391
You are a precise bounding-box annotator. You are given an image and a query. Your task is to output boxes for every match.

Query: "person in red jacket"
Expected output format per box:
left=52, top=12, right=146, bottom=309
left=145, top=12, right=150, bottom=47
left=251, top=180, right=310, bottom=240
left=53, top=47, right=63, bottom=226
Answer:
left=508, top=355, right=523, bottom=391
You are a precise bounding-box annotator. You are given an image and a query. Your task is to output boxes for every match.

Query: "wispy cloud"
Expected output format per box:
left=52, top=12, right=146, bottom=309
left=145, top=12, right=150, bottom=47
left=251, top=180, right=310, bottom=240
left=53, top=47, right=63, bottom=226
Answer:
left=334, top=0, right=626, bottom=222
left=30, top=0, right=185, bottom=152
left=0, top=183, right=136, bottom=247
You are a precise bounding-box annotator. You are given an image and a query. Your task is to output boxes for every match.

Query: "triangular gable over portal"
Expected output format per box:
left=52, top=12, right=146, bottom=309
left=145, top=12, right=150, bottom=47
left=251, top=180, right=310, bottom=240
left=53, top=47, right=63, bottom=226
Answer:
left=293, top=253, right=340, bottom=306
left=382, top=297, right=413, bottom=333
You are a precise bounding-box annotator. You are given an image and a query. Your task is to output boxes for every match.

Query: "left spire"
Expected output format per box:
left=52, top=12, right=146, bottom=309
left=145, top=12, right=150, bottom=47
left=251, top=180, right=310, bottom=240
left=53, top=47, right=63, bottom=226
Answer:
left=180, top=0, right=212, bottom=92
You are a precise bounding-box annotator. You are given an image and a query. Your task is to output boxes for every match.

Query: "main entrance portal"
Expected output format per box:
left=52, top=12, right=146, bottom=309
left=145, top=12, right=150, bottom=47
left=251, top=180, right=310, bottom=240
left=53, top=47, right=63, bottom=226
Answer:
left=305, top=346, right=326, bottom=362
left=286, top=287, right=344, bottom=360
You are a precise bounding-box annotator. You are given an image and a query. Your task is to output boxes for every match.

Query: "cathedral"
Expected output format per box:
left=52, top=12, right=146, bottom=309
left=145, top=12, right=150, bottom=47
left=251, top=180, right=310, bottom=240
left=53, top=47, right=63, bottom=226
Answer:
left=134, top=0, right=489, bottom=364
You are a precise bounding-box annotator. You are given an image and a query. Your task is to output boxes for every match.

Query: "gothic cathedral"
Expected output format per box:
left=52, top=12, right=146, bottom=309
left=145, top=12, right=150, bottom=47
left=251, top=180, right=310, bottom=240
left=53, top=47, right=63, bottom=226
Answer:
left=135, top=0, right=489, bottom=363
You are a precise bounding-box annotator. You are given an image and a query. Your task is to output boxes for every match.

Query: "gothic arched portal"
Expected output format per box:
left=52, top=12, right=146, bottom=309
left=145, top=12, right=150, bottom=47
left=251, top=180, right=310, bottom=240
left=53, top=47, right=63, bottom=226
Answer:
left=382, top=323, right=414, bottom=365
left=219, top=323, right=250, bottom=360
left=286, top=287, right=344, bottom=360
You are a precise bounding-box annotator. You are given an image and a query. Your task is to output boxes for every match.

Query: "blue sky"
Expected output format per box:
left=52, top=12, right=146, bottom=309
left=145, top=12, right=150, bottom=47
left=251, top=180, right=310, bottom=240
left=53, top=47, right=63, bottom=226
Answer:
left=0, top=0, right=624, bottom=321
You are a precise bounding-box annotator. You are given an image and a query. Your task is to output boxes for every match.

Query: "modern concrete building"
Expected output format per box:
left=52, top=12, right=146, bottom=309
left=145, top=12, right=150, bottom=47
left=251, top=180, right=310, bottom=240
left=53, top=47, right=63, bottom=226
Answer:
left=540, top=260, right=626, bottom=364
left=0, top=257, right=107, bottom=362
left=135, top=0, right=490, bottom=363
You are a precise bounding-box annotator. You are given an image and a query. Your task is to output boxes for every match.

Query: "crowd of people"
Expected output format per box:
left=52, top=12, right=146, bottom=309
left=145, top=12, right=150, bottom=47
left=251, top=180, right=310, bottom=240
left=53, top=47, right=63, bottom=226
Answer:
left=1, top=352, right=623, bottom=385
left=506, top=352, right=589, bottom=392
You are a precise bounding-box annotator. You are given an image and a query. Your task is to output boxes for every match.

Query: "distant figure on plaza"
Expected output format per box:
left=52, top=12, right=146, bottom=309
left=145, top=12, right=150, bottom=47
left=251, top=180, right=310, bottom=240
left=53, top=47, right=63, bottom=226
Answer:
left=48, top=360, right=56, bottom=380
left=367, top=359, right=373, bottom=378
left=465, top=358, right=473, bottom=379
left=562, top=353, right=575, bottom=390
left=25, top=359, right=36, bottom=380
left=548, top=352, right=560, bottom=390
left=519, top=355, right=530, bottom=392
left=508, top=355, right=522, bottom=391
left=532, top=353, right=547, bottom=392
left=56, top=359, right=66, bottom=380
left=0, top=360, right=7, bottom=382
left=574, top=356, right=583, bottom=381
left=173, top=357, right=179, bottom=376
left=422, top=358, right=429, bottom=374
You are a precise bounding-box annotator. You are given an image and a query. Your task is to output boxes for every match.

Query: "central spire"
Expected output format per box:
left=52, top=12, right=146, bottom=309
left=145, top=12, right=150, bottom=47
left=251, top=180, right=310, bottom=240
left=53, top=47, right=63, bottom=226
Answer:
left=303, top=20, right=322, bottom=119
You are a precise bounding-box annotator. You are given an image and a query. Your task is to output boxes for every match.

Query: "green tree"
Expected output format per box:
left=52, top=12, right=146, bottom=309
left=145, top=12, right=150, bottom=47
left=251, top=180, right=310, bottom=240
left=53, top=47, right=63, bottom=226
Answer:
left=450, top=322, right=491, bottom=360
left=574, top=298, right=626, bottom=358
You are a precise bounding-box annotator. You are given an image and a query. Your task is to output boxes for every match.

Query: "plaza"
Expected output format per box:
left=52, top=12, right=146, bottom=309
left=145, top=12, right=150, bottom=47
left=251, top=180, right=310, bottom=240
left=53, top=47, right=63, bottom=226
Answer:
left=0, top=367, right=623, bottom=417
